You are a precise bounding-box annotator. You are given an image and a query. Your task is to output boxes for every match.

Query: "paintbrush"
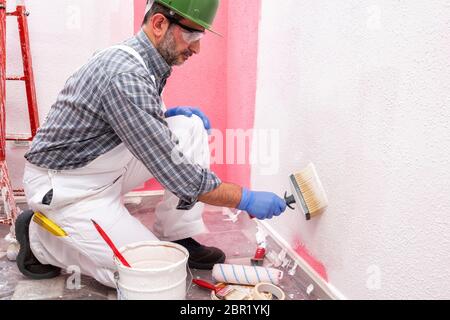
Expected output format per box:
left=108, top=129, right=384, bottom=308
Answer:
left=91, top=219, right=131, bottom=268
left=284, top=163, right=328, bottom=220
left=193, top=279, right=235, bottom=299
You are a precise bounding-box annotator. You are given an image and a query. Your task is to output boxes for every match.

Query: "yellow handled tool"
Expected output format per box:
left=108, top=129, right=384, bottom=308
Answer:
left=32, top=212, right=68, bottom=237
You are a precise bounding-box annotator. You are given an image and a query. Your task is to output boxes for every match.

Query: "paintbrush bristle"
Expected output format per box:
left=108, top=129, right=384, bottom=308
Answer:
left=216, top=285, right=235, bottom=299
left=291, top=163, right=328, bottom=220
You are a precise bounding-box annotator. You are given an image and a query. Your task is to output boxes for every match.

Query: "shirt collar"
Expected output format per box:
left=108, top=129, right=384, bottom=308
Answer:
left=135, top=29, right=172, bottom=83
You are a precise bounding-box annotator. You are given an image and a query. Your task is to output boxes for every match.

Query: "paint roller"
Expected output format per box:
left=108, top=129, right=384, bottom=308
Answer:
left=284, top=162, right=329, bottom=220
left=212, top=264, right=283, bottom=286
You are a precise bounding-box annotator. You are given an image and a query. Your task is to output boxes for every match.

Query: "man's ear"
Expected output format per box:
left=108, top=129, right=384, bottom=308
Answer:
left=151, top=13, right=169, bottom=41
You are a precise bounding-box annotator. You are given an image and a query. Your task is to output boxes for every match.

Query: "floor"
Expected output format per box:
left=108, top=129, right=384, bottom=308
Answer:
left=0, top=197, right=329, bottom=300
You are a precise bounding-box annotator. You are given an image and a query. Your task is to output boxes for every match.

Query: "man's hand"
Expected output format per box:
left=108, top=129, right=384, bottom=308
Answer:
left=165, top=106, right=211, bottom=134
left=237, top=188, right=287, bottom=220
left=198, top=183, right=287, bottom=220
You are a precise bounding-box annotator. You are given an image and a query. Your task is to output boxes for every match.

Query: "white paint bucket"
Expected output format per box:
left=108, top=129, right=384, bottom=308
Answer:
left=114, top=241, right=189, bottom=300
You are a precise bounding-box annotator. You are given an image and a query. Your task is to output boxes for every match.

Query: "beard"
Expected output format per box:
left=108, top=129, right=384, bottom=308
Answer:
left=157, top=27, right=192, bottom=66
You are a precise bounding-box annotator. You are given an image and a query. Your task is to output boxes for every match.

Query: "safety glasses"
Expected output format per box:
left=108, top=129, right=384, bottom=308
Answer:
left=164, top=15, right=205, bottom=43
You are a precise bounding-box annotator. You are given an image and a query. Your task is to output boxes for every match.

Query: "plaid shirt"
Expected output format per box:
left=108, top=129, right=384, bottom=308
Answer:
left=25, top=30, right=221, bottom=209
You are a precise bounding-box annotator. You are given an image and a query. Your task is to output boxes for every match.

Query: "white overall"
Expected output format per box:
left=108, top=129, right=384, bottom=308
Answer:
left=23, top=46, right=211, bottom=288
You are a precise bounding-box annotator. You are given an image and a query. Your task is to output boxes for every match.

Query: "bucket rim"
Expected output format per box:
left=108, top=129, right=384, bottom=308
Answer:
left=114, top=241, right=189, bottom=272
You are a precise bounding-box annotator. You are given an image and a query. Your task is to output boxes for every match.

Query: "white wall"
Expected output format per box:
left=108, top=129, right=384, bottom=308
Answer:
left=5, top=0, right=134, bottom=188
left=253, top=0, right=450, bottom=299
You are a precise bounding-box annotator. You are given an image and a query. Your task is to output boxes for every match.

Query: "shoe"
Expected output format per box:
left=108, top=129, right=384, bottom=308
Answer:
left=173, top=238, right=226, bottom=270
left=15, top=210, right=61, bottom=280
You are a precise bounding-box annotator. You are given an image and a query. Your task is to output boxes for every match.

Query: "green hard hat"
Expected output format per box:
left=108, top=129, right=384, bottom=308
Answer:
left=155, top=0, right=220, bottom=34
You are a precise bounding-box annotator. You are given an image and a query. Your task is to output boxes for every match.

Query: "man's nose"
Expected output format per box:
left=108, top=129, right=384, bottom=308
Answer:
left=189, top=40, right=201, bottom=55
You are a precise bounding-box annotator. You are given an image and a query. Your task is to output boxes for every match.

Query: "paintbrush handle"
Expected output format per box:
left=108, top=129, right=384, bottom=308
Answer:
left=284, top=192, right=296, bottom=209
left=193, top=279, right=218, bottom=292
left=91, top=219, right=131, bottom=268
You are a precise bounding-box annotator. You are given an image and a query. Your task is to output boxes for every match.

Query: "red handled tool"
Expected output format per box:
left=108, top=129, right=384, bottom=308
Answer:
left=251, top=247, right=266, bottom=266
left=193, top=279, right=234, bottom=299
left=91, top=219, right=131, bottom=268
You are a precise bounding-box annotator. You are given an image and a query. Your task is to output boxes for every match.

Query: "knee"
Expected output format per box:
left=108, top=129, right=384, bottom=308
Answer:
left=167, top=114, right=205, bottom=134
left=189, top=114, right=207, bottom=132
left=167, top=115, right=208, bottom=147
left=167, top=116, right=209, bottom=166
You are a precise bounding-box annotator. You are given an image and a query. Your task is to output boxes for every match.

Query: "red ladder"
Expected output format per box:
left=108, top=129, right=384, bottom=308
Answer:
left=0, top=0, right=40, bottom=225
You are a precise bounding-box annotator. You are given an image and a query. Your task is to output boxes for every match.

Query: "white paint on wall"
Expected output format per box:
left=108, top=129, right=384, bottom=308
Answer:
left=5, top=0, right=134, bottom=188
left=253, top=0, right=450, bottom=299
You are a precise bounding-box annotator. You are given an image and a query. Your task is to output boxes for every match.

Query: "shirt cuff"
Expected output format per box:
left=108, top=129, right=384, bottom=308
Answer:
left=176, top=169, right=222, bottom=210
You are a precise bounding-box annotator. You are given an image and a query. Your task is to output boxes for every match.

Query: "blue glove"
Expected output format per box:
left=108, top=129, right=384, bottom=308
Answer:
left=165, top=107, right=211, bottom=134
left=237, top=188, right=287, bottom=220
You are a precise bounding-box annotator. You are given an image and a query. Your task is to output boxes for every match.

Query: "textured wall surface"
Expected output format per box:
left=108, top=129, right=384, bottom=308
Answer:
left=252, top=0, right=450, bottom=299
left=6, top=0, right=134, bottom=188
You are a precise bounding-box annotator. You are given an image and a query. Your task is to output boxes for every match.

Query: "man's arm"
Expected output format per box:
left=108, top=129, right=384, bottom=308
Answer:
left=198, top=183, right=242, bottom=208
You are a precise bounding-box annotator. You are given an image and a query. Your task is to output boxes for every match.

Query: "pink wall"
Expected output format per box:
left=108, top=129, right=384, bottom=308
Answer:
left=133, top=0, right=260, bottom=190
left=226, top=1, right=260, bottom=188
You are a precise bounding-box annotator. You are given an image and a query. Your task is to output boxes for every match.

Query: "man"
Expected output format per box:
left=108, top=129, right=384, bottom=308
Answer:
left=16, top=0, right=287, bottom=288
